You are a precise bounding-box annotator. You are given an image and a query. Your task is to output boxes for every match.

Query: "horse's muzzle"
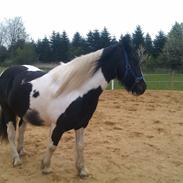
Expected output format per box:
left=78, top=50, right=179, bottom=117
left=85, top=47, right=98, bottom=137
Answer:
left=131, top=79, right=146, bottom=96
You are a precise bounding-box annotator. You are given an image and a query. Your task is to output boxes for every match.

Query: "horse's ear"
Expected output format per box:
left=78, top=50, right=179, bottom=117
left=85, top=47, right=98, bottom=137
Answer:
left=60, top=61, right=65, bottom=65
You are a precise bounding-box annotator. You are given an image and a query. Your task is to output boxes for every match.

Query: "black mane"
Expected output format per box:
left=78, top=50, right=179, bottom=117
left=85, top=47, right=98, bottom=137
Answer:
left=95, top=43, right=126, bottom=82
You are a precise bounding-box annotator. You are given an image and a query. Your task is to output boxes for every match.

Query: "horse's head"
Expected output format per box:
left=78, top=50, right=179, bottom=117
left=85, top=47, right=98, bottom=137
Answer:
left=117, top=39, right=146, bottom=96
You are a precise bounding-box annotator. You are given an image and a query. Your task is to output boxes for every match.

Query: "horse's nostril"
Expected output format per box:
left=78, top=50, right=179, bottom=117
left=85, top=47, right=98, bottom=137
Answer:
left=139, top=82, right=146, bottom=94
left=133, top=81, right=146, bottom=95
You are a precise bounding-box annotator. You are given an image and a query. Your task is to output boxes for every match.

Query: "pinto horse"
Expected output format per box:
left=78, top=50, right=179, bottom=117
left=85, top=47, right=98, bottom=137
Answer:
left=0, top=40, right=146, bottom=177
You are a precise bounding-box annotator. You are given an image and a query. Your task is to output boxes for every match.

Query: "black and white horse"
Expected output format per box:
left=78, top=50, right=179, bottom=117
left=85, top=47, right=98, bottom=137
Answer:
left=0, top=40, right=146, bottom=177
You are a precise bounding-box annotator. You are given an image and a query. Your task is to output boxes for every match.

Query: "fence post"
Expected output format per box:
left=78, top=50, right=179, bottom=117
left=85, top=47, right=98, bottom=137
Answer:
left=171, top=71, right=175, bottom=90
left=111, top=80, right=114, bottom=90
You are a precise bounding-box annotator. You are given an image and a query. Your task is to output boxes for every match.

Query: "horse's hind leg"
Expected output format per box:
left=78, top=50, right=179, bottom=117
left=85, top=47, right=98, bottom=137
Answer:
left=75, top=128, right=88, bottom=178
left=17, top=118, right=26, bottom=156
left=7, top=119, right=22, bottom=166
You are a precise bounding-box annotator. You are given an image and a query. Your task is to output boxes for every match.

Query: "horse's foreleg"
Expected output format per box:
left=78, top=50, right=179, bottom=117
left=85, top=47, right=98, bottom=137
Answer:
left=17, top=119, right=26, bottom=156
left=41, top=141, right=57, bottom=174
left=41, top=123, right=61, bottom=174
left=75, top=128, right=88, bottom=178
left=7, top=121, right=22, bottom=166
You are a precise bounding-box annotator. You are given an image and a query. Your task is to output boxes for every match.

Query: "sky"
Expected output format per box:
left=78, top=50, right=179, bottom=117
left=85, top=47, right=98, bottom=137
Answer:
left=0, top=0, right=182, bottom=41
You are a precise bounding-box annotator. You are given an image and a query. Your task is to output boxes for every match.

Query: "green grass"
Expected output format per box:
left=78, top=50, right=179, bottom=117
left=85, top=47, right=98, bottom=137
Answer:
left=144, top=74, right=183, bottom=90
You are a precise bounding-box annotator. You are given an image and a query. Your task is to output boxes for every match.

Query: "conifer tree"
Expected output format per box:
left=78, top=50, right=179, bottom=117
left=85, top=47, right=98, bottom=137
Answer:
left=153, top=31, right=167, bottom=57
left=50, top=31, right=63, bottom=62
left=59, top=31, right=70, bottom=62
left=144, top=33, right=153, bottom=55
left=132, top=25, right=144, bottom=50
left=71, top=32, right=87, bottom=57
left=36, top=37, right=52, bottom=62
left=100, top=27, right=111, bottom=48
left=120, top=33, right=132, bottom=46
left=161, top=22, right=183, bottom=70
left=86, top=30, right=102, bottom=52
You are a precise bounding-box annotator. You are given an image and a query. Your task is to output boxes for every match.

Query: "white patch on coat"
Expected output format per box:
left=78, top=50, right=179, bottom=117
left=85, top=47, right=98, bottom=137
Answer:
left=41, top=141, right=57, bottom=174
left=7, top=122, right=21, bottom=166
left=75, top=128, right=87, bottom=175
left=17, top=122, right=27, bottom=155
left=23, top=65, right=41, bottom=71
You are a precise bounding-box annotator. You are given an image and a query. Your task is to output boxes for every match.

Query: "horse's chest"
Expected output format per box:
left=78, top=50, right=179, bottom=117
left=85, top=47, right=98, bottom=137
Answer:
left=55, top=87, right=102, bottom=131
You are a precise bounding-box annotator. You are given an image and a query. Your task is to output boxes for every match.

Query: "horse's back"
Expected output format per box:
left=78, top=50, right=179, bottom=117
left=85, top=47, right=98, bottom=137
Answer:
left=0, top=65, right=45, bottom=84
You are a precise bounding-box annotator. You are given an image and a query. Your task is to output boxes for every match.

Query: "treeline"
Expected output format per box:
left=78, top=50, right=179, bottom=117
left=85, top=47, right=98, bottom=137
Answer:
left=0, top=17, right=183, bottom=72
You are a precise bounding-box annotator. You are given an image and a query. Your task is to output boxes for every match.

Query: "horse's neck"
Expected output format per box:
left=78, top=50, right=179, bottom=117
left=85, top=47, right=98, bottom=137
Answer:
left=98, top=46, right=120, bottom=83
left=47, top=49, right=107, bottom=96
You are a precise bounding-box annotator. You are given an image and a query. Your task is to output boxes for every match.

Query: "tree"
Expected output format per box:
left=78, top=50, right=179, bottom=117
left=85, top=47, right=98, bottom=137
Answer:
left=132, top=25, right=144, bottom=50
left=72, top=32, right=83, bottom=48
left=86, top=30, right=102, bottom=52
left=71, top=32, right=87, bottom=57
left=0, top=45, right=8, bottom=63
left=50, top=31, right=63, bottom=62
left=8, top=39, right=25, bottom=56
left=110, top=36, right=118, bottom=45
left=12, top=43, right=37, bottom=64
left=153, top=31, right=167, bottom=57
left=0, top=23, right=6, bottom=46
left=100, top=27, right=111, bottom=48
left=120, top=33, right=132, bottom=46
left=36, top=37, right=52, bottom=62
left=4, top=17, right=28, bottom=48
left=160, top=22, right=183, bottom=70
left=144, top=33, right=153, bottom=55
left=59, top=31, right=70, bottom=62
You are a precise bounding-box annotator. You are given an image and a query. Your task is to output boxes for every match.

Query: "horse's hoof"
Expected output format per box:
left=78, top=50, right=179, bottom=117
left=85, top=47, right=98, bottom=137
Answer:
left=41, top=160, right=52, bottom=174
left=13, top=157, right=22, bottom=167
left=42, top=167, right=52, bottom=174
left=18, top=149, right=27, bottom=157
left=79, top=168, right=89, bottom=178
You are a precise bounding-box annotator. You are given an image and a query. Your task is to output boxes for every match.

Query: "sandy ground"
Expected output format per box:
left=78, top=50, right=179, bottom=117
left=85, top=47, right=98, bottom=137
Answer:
left=1, top=90, right=183, bottom=183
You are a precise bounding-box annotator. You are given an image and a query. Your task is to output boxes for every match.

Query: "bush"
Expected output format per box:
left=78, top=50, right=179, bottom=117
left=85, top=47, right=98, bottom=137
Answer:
left=11, top=43, right=38, bottom=64
left=0, top=46, right=8, bottom=63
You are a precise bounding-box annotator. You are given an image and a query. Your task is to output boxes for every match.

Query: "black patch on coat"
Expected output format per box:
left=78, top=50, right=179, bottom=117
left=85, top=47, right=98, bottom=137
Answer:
left=33, top=90, right=40, bottom=98
left=24, top=109, right=44, bottom=126
left=0, top=108, right=17, bottom=141
left=9, top=82, right=33, bottom=116
left=51, top=87, right=103, bottom=146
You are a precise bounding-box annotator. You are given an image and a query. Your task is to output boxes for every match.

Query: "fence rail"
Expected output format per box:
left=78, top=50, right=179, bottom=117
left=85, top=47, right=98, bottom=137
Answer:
left=109, top=73, right=183, bottom=91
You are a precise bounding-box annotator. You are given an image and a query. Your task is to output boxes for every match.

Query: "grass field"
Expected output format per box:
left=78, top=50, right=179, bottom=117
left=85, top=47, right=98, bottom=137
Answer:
left=144, top=73, right=183, bottom=90
left=0, top=66, right=183, bottom=90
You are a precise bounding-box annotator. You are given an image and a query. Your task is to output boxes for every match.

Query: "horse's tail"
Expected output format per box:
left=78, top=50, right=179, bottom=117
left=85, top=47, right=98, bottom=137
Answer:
left=0, top=105, right=8, bottom=142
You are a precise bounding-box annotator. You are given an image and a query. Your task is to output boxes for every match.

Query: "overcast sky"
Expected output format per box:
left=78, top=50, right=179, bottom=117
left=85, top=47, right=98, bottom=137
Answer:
left=0, top=0, right=182, bottom=40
